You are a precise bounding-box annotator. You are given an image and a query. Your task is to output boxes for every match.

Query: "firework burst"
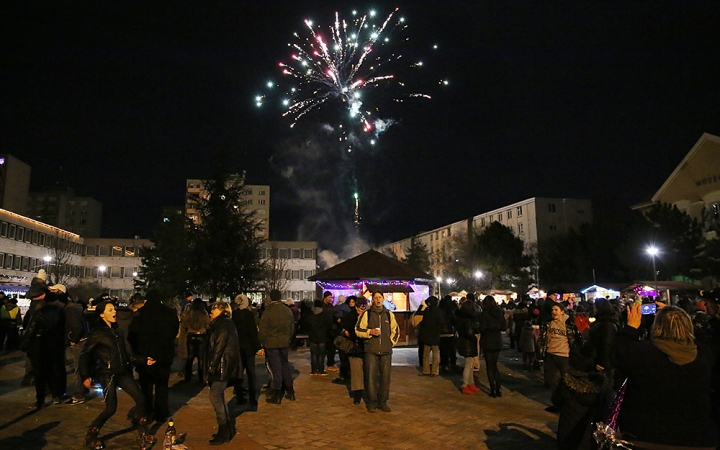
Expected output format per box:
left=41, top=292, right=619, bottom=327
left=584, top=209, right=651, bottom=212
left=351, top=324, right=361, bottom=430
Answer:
left=259, top=8, right=433, bottom=140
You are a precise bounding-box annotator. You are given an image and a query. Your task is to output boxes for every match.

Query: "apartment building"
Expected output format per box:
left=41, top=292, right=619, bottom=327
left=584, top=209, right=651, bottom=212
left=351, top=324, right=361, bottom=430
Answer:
left=79, top=238, right=151, bottom=300
left=377, top=197, right=592, bottom=278
left=186, top=177, right=269, bottom=238
left=27, top=187, right=103, bottom=238
left=261, top=240, right=318, bottom=301
left=0, top=154, right=31, bottom=215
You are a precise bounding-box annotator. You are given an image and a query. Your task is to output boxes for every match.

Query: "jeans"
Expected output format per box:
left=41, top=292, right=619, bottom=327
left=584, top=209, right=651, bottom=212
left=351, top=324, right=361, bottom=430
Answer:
left=185, top=334, right=205, bottom=382
left=91, top=372, right=146, bottom=429
left=544, top=353, right=570, bottom=395
left=364, top=352, right=391, bottom=407
left=463, top=356, right=475, bottom=387
left=309, top=342, right=326, bottom=374
left=209, top=380, right=230, bottom=426
left=326, top=338, right=336, bottom=367
left=67, top=340, right=88, bottom=400
left=422, top=345, right=440, bottom=375
left=138, top=363, right=171, bottom=420
left=266, top=347, right=293, bottom=391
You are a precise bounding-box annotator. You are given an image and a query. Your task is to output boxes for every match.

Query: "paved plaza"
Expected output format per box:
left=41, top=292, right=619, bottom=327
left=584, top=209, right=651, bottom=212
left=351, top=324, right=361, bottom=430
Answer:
left=0, top=343, right=558, bottom=449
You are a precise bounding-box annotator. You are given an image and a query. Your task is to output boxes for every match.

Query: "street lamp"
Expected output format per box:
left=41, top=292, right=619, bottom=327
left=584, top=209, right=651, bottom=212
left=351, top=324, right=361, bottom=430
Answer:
left=474, top=270, right=483, bottom=279
left=646, top=246, right=659, bottom=295
left=436, top=276, right=443, bottom=297
left=98, top=265, right=106, bottom=288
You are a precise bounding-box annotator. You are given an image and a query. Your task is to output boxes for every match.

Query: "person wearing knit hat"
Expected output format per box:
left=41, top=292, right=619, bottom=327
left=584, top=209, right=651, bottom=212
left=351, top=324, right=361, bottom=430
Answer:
left=231, top=293, right=261, bottom=405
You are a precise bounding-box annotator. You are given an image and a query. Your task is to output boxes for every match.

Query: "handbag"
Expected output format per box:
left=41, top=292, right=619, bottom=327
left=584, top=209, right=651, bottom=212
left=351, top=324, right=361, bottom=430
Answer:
left=593, top=379, right=634, bottom=449
left=333, top=335, right=356, bottom=354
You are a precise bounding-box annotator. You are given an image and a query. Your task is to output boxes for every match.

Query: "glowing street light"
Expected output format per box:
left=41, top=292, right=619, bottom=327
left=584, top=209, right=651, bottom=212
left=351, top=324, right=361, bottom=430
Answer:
left=43, top=255, right=52, bottom=263
left=474, top=270, right=483, bottom=279
left=436, top=276, right=443, bottom=297
left=98, top=265, right=106, bottom=288
left=646, top=246, right=659, bottom=294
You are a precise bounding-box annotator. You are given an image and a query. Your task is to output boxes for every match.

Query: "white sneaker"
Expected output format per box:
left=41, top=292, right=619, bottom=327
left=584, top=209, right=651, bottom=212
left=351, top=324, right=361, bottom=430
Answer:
left=70, top=398, right=85, bottom=405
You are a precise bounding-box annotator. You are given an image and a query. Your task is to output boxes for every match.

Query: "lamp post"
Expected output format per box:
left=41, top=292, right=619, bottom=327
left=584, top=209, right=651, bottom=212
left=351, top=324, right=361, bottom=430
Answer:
left=445, top=278, right=454, bottom=298
left=98, top=265, right=106, bottom=288
left=646, top=246, right=659, bottom=296
left=436, top=277, right=442, bottom=297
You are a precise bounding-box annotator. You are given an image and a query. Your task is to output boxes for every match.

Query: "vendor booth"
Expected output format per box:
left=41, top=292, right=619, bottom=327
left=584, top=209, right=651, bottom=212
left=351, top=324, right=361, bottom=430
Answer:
left=308, top=250, right=433, bottom=345
left=581, top=284, right=622, bottom=301
left=623, top=280, right=701, bottom=302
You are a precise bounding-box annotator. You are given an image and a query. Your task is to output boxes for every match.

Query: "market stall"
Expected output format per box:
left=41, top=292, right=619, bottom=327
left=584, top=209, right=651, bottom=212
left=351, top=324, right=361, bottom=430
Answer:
left=308, top=250, right=433, bottom=345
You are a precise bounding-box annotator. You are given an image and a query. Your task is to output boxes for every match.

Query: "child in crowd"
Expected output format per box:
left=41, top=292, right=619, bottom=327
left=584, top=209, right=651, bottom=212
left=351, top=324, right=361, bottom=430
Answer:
left=518, top=321, right=537, bottom=371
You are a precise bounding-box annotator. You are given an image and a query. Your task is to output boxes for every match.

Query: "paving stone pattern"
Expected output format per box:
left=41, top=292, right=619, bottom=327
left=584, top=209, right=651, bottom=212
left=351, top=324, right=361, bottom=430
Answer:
left=0, top=341, right=558, bottom=449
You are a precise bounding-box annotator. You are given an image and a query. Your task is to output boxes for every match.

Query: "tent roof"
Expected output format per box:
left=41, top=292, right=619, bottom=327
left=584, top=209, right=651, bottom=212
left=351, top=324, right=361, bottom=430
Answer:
left=308, top=250, right=433, bottom=282
left=623, top=281, right=702, bottom=291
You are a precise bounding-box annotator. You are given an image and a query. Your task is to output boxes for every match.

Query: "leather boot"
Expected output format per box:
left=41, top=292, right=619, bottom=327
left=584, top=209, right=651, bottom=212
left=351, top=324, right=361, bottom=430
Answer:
left=85, top=426, right=105, bottom=449
left=265, top=389, right=281, bottom=404
left=496, top=385, right=502, bottom=398
left=284, top=387, right=296, bottom=401
left=248, top=389, right=258, bottom=405
left=209, top=423, right=229, bottom=445
left=136, top=418, right=157, bottom=446
left=353, top=390, right=362, bottom=405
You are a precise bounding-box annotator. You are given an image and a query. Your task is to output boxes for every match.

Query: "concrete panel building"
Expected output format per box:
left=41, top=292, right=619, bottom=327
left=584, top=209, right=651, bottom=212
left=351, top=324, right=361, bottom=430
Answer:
left=261, top=240, right=318, bottom=301
left=377, top=197, right=592, bottom=278
left=186, top=177, right=270, bottom=238
left=80, top=237, right=151, bottom=300
left=27, top=187, right=103, bottom=238
left=0, top=155, right=31, bottom=215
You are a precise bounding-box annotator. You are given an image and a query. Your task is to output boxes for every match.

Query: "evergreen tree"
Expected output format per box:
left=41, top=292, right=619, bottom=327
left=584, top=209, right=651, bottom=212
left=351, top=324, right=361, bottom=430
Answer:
left=138, top=214, right=194, bottom=300
left=401, top=237, right=431, bottom=274
left=190, top=173, right=266, bottom=299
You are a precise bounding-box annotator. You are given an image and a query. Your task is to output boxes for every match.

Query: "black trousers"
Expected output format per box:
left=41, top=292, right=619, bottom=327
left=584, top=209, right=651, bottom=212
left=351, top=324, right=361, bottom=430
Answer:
left=326, top=338, right=336, bottom=367
left=185, top=334, right=205, bottom=382
left=138, top=363, right=171, bottom=419
left=91, top=372, right=146, bottom=429
left=439, top=336, right=457, bottom=366
left=27, top=342, right=65, bottom=402
left=239, top=347, right=257, bottom=394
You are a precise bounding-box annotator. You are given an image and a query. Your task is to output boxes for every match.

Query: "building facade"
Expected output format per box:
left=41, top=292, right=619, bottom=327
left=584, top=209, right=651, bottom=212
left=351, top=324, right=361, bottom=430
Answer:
left=377, top=197, right=592, bottom=278
left=0, top=208, right=84, bottom=293
left=79, top=237, right=151, bottom=300
left=261, top=240, right=318, bottom=301
left=633, top=133, right=720, bottom=239
left=0, top=154, right=31, bottom=215
left=26, top=187, right=103, bottom=238
left=186, top=177, right=270, bottom=238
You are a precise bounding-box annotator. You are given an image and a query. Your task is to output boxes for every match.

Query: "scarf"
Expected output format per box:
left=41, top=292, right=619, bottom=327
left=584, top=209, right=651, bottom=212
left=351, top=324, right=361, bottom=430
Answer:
left=651, top=338, right=697, bottom=366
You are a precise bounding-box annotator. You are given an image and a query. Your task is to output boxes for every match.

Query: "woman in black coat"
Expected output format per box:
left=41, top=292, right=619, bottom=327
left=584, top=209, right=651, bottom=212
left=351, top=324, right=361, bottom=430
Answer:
left=205, top=302, right=241, bottom=445
left=419, top=296, right=444, bottom=376
left=341, top=296, right=367, bottom=404
left=231, top=294, right=261, bottom=405
left=615, top=303, right=719, bottom=449
left=79, top=300, right=156, bottom=449
left=455, top=300, right=480, bottom=394
left=478, top=296, right=507, bottom=397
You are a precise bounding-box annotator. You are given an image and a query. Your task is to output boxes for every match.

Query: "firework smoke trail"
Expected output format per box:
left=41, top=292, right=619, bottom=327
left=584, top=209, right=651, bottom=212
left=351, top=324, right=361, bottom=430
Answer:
left=259, top=8, right=441, bottom=237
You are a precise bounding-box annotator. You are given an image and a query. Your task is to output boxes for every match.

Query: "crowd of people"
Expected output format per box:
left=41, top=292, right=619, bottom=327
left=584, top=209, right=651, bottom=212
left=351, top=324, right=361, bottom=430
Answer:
left=7, top=267, right=720, bottom=449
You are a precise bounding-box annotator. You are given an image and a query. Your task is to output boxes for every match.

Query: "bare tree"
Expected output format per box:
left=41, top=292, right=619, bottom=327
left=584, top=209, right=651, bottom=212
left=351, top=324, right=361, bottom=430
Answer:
left=46, top=230, right=79, bottom=286
left=262, top=243, right=288, bottom=294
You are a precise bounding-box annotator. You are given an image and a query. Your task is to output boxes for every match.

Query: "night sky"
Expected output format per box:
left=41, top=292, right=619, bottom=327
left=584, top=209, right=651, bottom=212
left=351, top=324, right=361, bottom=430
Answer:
left=3, top=2, right=720, bottom=255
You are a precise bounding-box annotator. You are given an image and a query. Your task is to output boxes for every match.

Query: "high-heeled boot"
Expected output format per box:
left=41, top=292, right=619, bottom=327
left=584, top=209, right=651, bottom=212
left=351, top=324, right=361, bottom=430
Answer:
left=209, top=423, right=229, bottom=445
left=85, top=426, right=105, bottom=449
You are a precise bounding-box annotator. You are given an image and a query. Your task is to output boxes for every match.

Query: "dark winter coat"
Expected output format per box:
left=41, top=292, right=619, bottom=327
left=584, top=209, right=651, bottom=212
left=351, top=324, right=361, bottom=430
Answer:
left=204, top=315, right=241, bottom=383
left=231, top=308, right=261, bottom=353
left=512, top=307, right=529, bottom=335
left=306, top=307, right=334, bottom=344
left=454, top=308, right=479, bottom=358
left=342, top=308, right=364, bottom=356
left=63, top=302, right=88, bottom=346
left=114, top=305, right=134, bottom=349
left=518, top=325, right=538, bottom=354
left=478, top=308, right=507, bottom=352
left=79, top=321, right=146, bottom=380
left=127, top=299, right=179, bottom=366
left=439, top=298, right=457, bottom=335
left=418, top=306, right=444, bottom=346
left=588, top=309, right=618, bottom=371
left=259, top=301, right=295, bottom=349
left=615, top=326, right=719, bottom=448
left=21, top=294, right=65, bottom=353
left=552, top=371, right=610, bottom=450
